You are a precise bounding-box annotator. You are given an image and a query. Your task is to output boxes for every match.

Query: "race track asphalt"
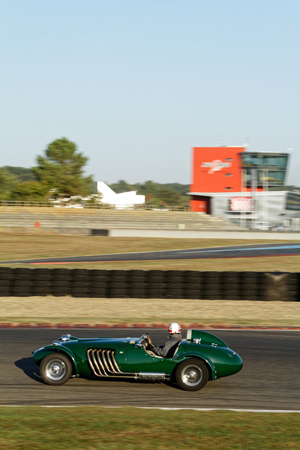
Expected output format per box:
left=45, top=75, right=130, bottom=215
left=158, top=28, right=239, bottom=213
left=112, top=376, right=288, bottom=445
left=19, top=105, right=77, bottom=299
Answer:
left=1, top=328, right=299, bottom=411
left=2, top=242, right=300, bottom=264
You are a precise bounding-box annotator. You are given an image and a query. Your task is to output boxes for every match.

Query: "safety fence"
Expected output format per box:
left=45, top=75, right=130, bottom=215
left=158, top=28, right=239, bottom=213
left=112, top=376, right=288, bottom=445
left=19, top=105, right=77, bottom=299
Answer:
left=0, top=201, right=190, bottom=211
left=0, top=268, right=299, bottom=301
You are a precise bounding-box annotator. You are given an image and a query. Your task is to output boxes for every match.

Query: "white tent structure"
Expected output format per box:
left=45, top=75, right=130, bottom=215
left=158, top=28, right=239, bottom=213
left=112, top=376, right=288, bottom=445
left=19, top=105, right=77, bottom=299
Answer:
left=96, top=182, right=145, bottom=209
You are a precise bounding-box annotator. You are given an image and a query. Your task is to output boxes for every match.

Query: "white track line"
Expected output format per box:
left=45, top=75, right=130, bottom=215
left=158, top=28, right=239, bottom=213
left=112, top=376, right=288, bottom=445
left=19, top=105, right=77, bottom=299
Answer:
left=1, top=405, right=300, bottom=413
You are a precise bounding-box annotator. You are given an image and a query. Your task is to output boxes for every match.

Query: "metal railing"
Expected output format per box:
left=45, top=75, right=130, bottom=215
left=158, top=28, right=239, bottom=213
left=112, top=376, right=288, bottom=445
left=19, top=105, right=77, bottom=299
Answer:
left=0, top=200, right=191, bottom=212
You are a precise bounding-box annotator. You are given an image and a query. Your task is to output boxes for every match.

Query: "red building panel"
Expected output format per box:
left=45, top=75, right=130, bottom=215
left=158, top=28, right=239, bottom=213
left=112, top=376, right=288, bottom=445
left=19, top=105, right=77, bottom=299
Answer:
left=190, top=146, right=245, bottom=212
left=191, top=146, right=245, bottom=193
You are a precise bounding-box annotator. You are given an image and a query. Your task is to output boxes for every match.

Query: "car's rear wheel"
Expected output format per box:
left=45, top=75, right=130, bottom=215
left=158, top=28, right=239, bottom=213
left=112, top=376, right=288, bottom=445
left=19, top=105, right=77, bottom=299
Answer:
left=40, top=353, right=73, bottom=385
left=175, top=358, right=209, bottom=391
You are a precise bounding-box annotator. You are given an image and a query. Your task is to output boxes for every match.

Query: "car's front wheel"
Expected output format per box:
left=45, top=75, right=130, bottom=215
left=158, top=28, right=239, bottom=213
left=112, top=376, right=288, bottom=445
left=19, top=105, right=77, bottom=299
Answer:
left=40, top=353, right=73, bottom=385
left=175, top=358, right=209, bottom=391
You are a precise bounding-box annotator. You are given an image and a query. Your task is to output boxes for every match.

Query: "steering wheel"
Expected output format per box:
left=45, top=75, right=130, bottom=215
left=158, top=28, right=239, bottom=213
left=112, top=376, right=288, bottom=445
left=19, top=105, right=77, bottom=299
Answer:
left=141, top=334, right=152, bottom=350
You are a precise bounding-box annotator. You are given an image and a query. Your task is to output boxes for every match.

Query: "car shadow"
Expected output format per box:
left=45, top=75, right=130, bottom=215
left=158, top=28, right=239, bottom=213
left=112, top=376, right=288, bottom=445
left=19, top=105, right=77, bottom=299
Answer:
left=81, top=374, right=174, bottom=389
left=15, top=357, right=43, bottom=383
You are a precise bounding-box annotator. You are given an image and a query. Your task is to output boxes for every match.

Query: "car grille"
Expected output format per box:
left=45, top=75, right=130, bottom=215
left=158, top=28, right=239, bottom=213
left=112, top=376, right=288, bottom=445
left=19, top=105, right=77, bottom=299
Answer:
left=87, top=348, right=123, bottom=377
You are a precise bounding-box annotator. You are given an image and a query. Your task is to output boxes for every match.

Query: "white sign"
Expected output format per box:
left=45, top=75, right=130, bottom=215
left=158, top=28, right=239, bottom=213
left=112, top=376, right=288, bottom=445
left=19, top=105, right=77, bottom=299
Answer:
left=230, top=197, right=252, bottom=212
left=201, top=160, right=232, bottom=174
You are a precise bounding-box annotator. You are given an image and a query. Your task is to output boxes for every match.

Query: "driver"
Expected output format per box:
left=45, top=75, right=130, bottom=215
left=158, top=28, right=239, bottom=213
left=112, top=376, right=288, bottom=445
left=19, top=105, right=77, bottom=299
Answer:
left=147, top=323, right=182, bottom=358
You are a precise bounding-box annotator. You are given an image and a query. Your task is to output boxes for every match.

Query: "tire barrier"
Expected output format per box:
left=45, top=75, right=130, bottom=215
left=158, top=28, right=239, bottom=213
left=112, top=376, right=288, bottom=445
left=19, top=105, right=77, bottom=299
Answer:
left=52, top=268, right=70, bottom=297
left=0, top=267, right=13, bottom=297
left=261, top=272, right=300, bottom=302
left=0, top=268, right=299, bottom=301
left=11, top=268, right=32, bottom=297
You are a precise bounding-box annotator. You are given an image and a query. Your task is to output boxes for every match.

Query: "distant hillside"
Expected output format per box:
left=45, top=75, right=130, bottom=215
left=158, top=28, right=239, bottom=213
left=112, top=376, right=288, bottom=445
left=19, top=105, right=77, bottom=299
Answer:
left=108, top=180, right=190, bottom=196
left=3, top=166, right=37, bottom=182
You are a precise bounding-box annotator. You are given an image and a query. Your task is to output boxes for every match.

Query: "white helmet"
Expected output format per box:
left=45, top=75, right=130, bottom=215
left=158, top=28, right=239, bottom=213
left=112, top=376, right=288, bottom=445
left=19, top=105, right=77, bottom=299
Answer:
left=168, top=322, right=181, bottom=334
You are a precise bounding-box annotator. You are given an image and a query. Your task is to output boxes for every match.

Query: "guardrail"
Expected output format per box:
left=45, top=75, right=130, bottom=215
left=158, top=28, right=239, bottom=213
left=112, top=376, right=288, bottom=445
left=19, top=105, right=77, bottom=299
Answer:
left=0, top=201, right=191, bottom=211
left=0, top=268, right=298, bottom=301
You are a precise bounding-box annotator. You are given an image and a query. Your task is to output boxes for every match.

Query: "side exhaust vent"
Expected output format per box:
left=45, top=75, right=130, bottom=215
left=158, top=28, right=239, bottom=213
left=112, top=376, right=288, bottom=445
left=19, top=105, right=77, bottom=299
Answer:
left=87, top=349, right=122, bottom=377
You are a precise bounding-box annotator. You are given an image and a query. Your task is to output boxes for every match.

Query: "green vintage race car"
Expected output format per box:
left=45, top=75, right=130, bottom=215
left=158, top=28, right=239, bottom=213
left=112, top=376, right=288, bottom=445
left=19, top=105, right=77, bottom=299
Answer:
left=33, top=329, right=243, bottom=391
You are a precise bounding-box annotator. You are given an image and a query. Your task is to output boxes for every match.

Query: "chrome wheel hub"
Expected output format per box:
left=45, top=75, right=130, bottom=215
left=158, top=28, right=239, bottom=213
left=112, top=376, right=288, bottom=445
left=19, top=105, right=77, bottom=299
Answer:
left=182, top=365, right=202, bottom=386
left=45, top=359, right=66, bottom=381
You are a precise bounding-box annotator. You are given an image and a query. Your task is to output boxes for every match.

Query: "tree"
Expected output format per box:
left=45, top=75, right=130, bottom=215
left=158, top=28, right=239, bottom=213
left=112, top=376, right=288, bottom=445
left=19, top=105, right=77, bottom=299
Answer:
left=0, top=168, right=19, bottom=200
left=10, top=180, right=48, bottom=201
left=34, top=138, right=93, bottom=198
left=109, top=179, right=131, bottom=193
left=157, top=188, right=181, bottom=206
left=136, top=180, right=159, bottom=196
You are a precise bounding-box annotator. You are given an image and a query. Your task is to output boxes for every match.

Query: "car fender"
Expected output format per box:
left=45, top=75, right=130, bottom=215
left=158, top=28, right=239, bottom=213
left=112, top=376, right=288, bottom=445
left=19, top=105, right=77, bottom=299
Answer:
left=173, top=352, right=217, bottom=380
left=33, top=345, right=79, bottom=374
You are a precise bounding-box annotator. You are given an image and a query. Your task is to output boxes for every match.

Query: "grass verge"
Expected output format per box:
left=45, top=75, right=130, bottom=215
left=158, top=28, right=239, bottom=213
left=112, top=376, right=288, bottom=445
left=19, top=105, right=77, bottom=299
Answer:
left=0, top=407, right=299, bottom=450
left=1, top=297, right=300, bottom=327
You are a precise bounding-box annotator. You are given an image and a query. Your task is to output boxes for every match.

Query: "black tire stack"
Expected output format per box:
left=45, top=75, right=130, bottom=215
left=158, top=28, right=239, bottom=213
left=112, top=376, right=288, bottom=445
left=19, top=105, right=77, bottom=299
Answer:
left=11, top=268, right=32, bottom=297
left=185, top=271, right=204, bottom=299
left=241, top=272, right=262, bottom=300
left=32, top=269, right=52, bottom=296
left=52, top=268, right=70, bottom=296
left=203, top=271, right=223, bottom=299
left=223, top=272, right=242, bottom=300
left=128, top=270, right=147, bottom=298
left=148, top=270, right=165, bottom=298
left=261, top=272, right=300, bottom=302
left=70, top=269, right=90, bottom=298
left=0, top=267, right=299, bottom=301
left=108, top=270, right=128, bottom=298
left=0, top=267, right=12, bottom=296
left=286, top=273, right=300, bottom=301
left=165, top=270, right=185, bottom=299
left=90, top=269, right=109, bottom=298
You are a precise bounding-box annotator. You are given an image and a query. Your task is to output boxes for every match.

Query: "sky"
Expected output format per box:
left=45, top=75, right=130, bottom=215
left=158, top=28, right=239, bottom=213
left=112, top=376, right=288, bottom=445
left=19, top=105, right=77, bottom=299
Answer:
left=1, top=0, right=300, bottom=185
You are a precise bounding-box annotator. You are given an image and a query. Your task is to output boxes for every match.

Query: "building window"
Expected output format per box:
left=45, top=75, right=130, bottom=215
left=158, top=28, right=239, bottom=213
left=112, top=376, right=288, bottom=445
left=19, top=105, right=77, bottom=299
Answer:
left=225, top=173, right=232, bottom=176
left=225, top=187, right=232, bottom=190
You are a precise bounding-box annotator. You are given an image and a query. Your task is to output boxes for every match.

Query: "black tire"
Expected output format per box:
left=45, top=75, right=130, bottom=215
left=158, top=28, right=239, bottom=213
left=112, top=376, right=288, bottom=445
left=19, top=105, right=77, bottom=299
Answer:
left=90, top=291, right=107, bottom=298
left=0, top=268, right=12, bottom=277
left=166, top=288, right=185, bottom=299
left=148, top=288, right=165, bottom=299
left=33, top=269, right=52, bottom=282
left=12, top=268, right=32, bottom=282
left=71, top=269, right=90, bottom=282
left=110, top=270, right=127, bottom=281
left=175, top=358, right=209, bottom=391
left=128, top=289, right=147, bottom=299
left=52, top=288, right=69, bottom=297
left=40, top=353, right=73, bottom=385
left=184, top=290, right=200, bottom=299
left=12, top=288, right=31, bottom=297
left=53, top=269, right=70, bottom=282
left=90, top=269, right=108, bottom=279
left=109, top=289, right=128, bottom=298
left=148, top=271, right=165, bottom=283
left=90, top=280, right=107, bottom=288
left=185, top=271, right=203, bottom=282
left=0, top=287, right=10, bottom=296
left=71, top=290, right=90, bottom=298
left=166, top=271, right=185, bottom=283
left=32, top=288, right=49, bottom=296
left=129, top=270, right=146, bottom=282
